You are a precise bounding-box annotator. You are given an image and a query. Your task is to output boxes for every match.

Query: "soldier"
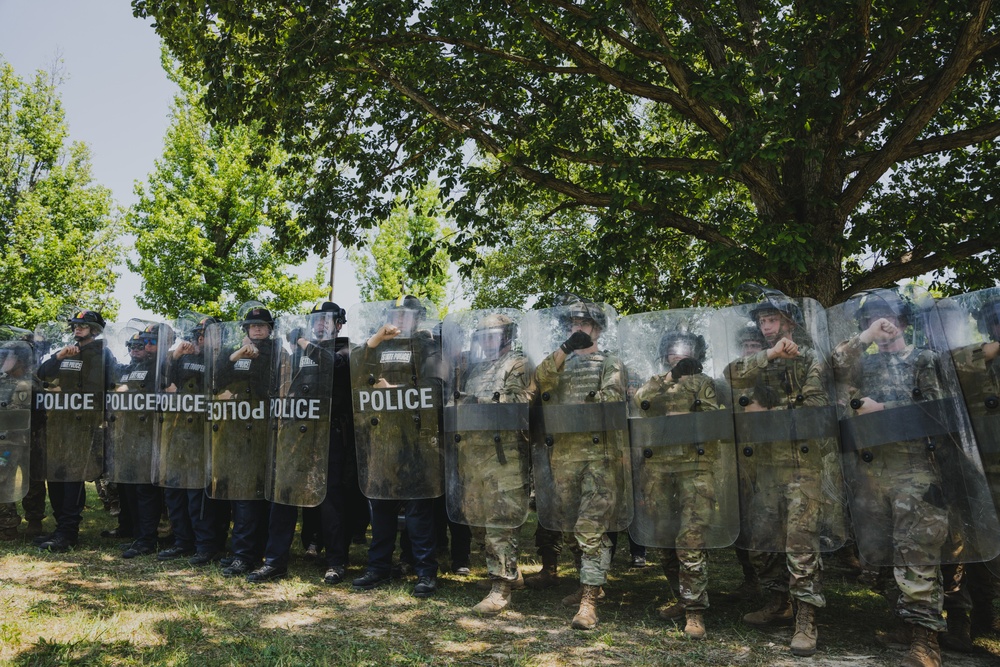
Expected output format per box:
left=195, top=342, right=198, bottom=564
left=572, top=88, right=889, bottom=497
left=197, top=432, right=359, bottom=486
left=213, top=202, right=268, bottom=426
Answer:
left=35, top=309, right=115, bottom=552
left=0, top=327, right=34, bottom=540
left=831, top=289, right=1000, bottom=667
left=156, top=315, right=229, bottom=565
left=443, top=311, right=534, bottom=615
left=628, top=322, right=736, bottom=640
left=350, top=296, right=443, bottom=598
left=723, top=288, right=841, bottom=657
left=526, top=296, right=631, bottom=630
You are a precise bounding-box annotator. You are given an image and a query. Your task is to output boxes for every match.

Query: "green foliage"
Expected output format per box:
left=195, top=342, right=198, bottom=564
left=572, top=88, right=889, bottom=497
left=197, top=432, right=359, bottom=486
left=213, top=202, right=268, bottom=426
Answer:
left=134, top=1, right=1000, bottom=306
left=126, top=62, right=327, bottom=320
left=348, top=181, right=453, bottom=309
left=0, top=59, right=121, bottom=327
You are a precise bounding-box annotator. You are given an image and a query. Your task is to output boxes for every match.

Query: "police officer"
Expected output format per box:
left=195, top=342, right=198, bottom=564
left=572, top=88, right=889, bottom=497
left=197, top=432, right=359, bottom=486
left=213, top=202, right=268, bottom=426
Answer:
left=351, top=295, right=442, bottom=598
left=0, top=328, right=34, bottom=540
left=157, top=316, right=229, bottom=565
left=35, top=309, right=115, bottom=552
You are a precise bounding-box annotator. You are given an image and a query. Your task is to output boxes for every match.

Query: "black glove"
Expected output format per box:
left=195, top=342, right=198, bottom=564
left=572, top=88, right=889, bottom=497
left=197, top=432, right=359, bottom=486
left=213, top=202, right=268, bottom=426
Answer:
left=560, top=331, right=593, bottom=354
left=670, top=357, right=703, bottom=381
left=286, top=327, right=306, bottom=345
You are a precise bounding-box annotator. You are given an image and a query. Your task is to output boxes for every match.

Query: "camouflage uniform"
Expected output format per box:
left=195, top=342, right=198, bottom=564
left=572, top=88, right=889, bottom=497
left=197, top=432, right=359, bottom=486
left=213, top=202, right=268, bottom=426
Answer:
left=535, top=349, right=626, bottom=587
left=832, top=336, right=948, bottom=632
left=0, top=372, right=32, bottom=533
left=456, top=349, right=534, bottom=581
left=727, top=334, right=832, bottom=609
left=633, top=371, right=723, bottom=611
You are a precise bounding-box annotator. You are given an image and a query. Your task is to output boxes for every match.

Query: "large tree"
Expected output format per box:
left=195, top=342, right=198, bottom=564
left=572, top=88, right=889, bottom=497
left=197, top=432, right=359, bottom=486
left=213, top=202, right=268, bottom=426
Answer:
left=127, top=61, right=327, bottom=320
left=0, top=59, right=121, bottom=327
left=133, top=1, right=1000, bottom=306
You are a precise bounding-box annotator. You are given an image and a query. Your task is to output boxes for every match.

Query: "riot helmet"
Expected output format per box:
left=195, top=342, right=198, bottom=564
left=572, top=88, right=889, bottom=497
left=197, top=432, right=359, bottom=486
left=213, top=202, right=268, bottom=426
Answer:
left=658, top=328, right=706, bottom=365
left=557, top=294, right=607, bottom=333
left=387, top=295, right=425, bottom=336
left=735, top=323, right=767, bottom=356
left=191, top=316, right=218, bottom=340
left=241, top=306, right=274, bottom=340
left=310, top=301, right=347, bottom=340
left=849, top=290, right=911, bottom=331
left=68, top=309, right=105, bottom=340
left=472, top=312, right=516, bottom=362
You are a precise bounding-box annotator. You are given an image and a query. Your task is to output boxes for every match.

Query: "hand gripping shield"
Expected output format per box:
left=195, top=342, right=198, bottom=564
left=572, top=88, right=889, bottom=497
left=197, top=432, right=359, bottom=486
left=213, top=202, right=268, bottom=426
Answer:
left=347, top=300, right=444, bottom=500
left=442, top=309, right=532, bottom=528
left=153, top=312, right=211, bottom=489
left=712, top=287, right=846, bottom=554
left=104, top=319, right=162, bottom=484
left=0, top=326, right=33, bottom=503
left=205, top=304, right=276, bottom=500
left=522, top=300, right=633, bottom=533
left=266, top=313, right=335, bottom=507
left=829, top=287, right=1000, bottom=567
left=33, top=314, right=106, bottom=482
left=620, top=309, right=738, bottom=550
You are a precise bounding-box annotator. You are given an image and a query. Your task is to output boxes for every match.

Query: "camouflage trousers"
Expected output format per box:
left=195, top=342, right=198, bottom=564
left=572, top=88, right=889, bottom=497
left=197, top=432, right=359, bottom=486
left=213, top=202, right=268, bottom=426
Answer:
left=484, top=526, right=520, bottom=581
left=0, top=502, right=19, bottom=530
left=0, top=476, right=47, bottom=528
left=642, top=468, right=715, bottom=610
left=746, top=465, right=826, bottom=608
left=545, top=457, right=620, bottom=586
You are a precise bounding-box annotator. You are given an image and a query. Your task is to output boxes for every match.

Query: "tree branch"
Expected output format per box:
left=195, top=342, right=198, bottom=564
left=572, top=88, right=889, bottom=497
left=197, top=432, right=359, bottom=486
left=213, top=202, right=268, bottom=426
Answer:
left=845, top=119, right=1000, bottom=172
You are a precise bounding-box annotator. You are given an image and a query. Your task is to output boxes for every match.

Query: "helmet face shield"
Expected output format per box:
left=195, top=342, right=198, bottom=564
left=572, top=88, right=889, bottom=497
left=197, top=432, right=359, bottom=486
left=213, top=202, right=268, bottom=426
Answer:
left=308, top=312, right=339, bottom=341
left=387, top=308, right=420, bottom=336
left=471, top=327, right=507, bottom=361
left=980, top=300, right=1000, bottom=339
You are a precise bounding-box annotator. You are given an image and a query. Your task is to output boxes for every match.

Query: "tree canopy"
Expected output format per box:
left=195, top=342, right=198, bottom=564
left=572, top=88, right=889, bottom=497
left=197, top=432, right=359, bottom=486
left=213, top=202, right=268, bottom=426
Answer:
left=127, top=60, right=327, bottom=320
left=0, top=58, right=121, bottom=327
left=134, top=1, right=1000, bottom=308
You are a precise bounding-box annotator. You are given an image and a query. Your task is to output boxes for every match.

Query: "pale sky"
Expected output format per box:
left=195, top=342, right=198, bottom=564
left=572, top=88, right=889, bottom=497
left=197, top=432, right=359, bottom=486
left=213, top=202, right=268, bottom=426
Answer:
left=0, top=0, right=359, bottom=320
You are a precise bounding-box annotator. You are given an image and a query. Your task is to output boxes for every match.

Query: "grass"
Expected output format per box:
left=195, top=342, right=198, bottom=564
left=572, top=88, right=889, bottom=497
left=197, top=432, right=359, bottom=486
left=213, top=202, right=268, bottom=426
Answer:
left=1, top=488, right=999, bottom=667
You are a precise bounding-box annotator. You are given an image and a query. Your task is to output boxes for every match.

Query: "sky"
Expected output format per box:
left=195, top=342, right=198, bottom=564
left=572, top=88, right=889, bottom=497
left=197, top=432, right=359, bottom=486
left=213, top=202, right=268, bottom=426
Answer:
left=0, top=0, right=360, bottom=321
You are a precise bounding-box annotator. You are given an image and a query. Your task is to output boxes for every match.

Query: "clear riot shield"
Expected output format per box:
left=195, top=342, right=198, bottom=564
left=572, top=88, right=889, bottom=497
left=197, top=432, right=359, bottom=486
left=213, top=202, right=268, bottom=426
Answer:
left=939, top=289, right=1000, bottom=575
left=0, top=327, right=33, bottom=503
left=620, top=309, right=738, bottom=550
left=442, top=309, right=532, bottom=528
left=205, top=316, right=276, bottom=500
left=104, top=320, right=161, bottom=484
left=712, top=289, right=846, bottom=554
left=33, top=315, right=106, bottom=482
left=267, top=313, right=335, bottom=507
left=346, top=299, right=444, bottom=500
left=153, top=312, right=211, bottom=489
left=829, top=288, right=1000, bottom=567
left=521, top=300, right=633, bottom=533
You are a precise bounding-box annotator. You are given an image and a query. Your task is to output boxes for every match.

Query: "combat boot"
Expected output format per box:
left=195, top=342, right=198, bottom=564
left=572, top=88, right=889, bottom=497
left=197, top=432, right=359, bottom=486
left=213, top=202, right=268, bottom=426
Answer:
left=24, top=519, right=44, bottom=537
left=472, top=581, right=512, bottom=616
left=790, top=602, right=818, bottom=657
left=939, top=609, right=974, bottom=653
left=900, top=625, right=941, bottom=667
left=684, top=610, right=706, bottom=640
left=524, top=553, right=560, bottom=590
left=561, top=585, right=605, bottom=606
left=743, top=591, right=793, bottom=626
left=571, top=584, right=600, bottom=630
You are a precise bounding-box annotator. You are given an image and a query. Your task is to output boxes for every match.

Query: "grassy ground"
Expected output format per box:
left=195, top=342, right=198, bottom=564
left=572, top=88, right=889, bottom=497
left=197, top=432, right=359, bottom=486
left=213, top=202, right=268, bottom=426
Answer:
left=1, top=488, right=999, bottom=667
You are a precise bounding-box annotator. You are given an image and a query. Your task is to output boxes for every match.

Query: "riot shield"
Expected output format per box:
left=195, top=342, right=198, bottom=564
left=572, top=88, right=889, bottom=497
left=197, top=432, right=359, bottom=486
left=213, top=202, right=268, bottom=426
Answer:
left=104, top=319, right=161, bottom=484
left=33, top=313, right=106, bottom=482
left=153, top=312, right=211, bottom=489
left=939, top=289, right=1000, bottom=575
left=828, top=287, right=1000, bottom=567
left=442, top=309, right=532, bottom=528
left=521, top=300, right=633, bottom=533
left=205, top=310, right=276, bottom=501
left=267, top=313, right=335, bottom=507
left=0, top=327, right=33, bottom=503
left=620, top=309, right=738, bottom=550
left=347, top=299, right=444, bottom=500
left=711, top=288, right=846, bottom=554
